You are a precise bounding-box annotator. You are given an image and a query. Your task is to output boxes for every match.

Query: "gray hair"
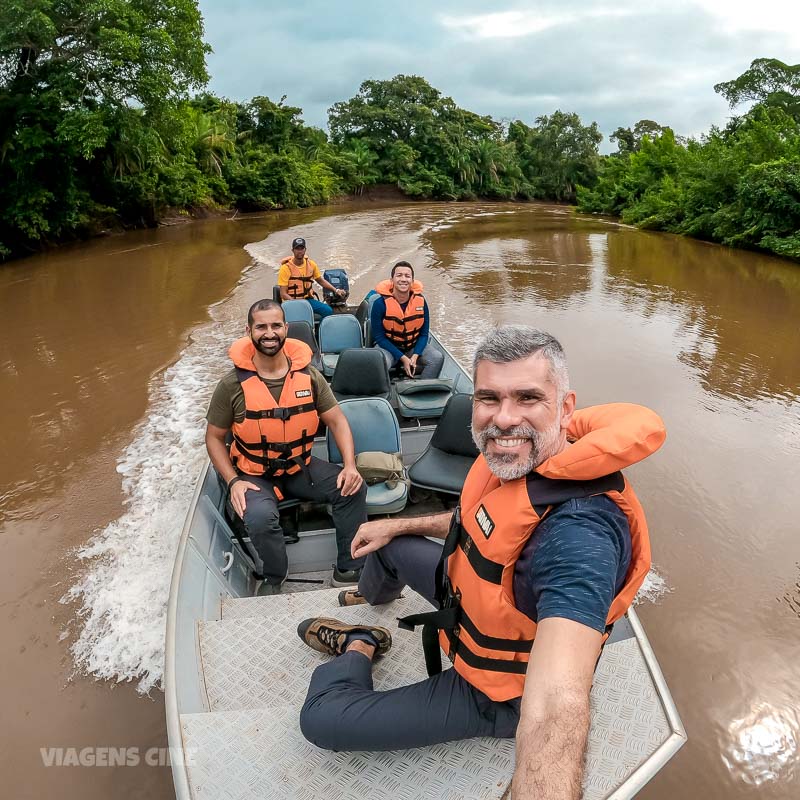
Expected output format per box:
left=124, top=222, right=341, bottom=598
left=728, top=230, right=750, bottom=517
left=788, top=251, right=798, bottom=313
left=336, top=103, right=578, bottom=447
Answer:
left=472, top=326, right=570, bottom=400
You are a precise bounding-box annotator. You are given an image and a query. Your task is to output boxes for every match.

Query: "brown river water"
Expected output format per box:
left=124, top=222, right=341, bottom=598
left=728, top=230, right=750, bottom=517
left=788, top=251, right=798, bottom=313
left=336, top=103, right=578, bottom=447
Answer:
left=1, top=202, right=798, bottom=799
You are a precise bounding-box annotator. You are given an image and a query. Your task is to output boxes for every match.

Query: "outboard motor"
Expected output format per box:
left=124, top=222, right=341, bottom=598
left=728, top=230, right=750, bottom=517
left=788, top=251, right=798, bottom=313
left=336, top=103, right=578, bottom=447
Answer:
left=322, top=268, right=350, bottom=306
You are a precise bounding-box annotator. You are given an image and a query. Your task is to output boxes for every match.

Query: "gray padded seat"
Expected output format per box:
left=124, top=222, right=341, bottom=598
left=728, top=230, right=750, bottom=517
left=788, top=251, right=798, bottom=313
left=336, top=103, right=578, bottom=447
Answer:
left=318, top=314, right=363, bottom=377
left=286, top=320, right=323, bottom=372
left=395, top=378, right=454, bottom=420
left=360, top=293, right=382, bottom=346
left=408, top=393, right=479, bottom=495
left=281, top=299, right=315, bottom=327
left=327, top=397, right=407, bottom=515
left=330, top=348, right=391, bottom=402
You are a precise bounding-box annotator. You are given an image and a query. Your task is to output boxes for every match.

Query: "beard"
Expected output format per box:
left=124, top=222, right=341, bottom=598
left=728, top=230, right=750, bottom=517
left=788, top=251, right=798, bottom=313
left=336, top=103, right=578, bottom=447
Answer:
left=252, top=332, right=286, bottom=356
left=471, top=420, right=563, bottom=481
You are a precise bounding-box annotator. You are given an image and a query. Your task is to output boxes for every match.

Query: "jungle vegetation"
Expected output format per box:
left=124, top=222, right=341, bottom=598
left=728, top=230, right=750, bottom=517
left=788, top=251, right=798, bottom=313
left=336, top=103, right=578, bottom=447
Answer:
left=1, top=2, right=798, bottom=261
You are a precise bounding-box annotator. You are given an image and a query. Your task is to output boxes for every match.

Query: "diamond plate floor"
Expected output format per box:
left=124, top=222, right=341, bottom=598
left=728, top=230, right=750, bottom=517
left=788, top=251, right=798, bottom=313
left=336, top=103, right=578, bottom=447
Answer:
left=181, top=704, right=515, bottom=800
left=186, top=589, right=671, bottom=800
left=203, top=589, right=435, bottom=712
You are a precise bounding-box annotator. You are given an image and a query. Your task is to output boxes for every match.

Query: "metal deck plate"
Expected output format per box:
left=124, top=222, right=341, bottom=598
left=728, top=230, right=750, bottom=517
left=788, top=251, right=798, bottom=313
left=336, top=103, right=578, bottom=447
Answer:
left=181, top=705, right=514, bottom=800
left=185, top=589, right=671, bottom=799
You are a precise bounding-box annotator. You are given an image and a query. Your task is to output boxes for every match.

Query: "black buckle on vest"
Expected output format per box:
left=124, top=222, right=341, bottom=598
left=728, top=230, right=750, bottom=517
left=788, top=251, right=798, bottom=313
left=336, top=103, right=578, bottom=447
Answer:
left=264, top=407, right=291, bottom=421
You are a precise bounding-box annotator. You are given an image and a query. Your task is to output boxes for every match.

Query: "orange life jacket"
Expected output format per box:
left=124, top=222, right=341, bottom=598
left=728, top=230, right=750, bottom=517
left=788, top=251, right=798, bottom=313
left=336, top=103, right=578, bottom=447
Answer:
left=283, top=257, right=317, bottom=299
left=228, top=337, right=319, bottom=478
left=400, top=403, right=665, bottom=702
left=375, top=278, right=426, bottom=351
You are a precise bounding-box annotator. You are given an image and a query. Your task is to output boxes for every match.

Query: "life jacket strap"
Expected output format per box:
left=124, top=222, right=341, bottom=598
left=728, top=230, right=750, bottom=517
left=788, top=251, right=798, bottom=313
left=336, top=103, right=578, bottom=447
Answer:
left=232, top=430, right=316, bottom=454
left=397, top=606, right=459, bottom=677
left=526, top=470, right=625, bottom=515
left=243, top=402, right=316, bottom=420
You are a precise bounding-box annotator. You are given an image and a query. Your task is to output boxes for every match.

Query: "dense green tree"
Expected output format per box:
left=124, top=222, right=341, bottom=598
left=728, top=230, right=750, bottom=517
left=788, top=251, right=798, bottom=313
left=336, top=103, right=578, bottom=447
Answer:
left=3, top=30, right=798, bottom=266
left=714, top=58, right=800, bottom=119
left=610, top=120, right=668, bottom=155
left=328, top=74, right=507, bottom=199
left=579, top=60, right=800, bottom=261
left=510, top=111, right=602, bottom=202
left=0, top=0, right=209, bottom=255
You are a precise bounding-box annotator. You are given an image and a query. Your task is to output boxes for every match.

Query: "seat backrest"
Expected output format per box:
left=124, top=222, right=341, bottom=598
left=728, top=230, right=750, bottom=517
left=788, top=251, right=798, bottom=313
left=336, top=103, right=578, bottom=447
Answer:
left=281, top=299, right=314, bottom=326
left=286, top=320, right=323, bottom=371
left=362, top=292, right=383, bottom=346
left=318, top=314, right=362, bottom=354
left=327, top=397, right=401, bottom=463
left=330, top=348, right=391, bottom=399
left=430, top=393, right=480, bottom=457
left=354, top=297, right=370, bottom=327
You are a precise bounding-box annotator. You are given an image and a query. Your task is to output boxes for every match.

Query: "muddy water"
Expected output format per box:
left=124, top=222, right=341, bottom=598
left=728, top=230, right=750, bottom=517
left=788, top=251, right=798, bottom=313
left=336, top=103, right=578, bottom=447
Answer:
left=1, top=202, right=799, bottom=798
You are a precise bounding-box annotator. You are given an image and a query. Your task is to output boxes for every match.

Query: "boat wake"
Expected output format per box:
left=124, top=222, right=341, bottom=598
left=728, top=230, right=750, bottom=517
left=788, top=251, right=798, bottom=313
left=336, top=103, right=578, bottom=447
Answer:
left=63, top=308, right=243, bottom=693
left=636, top=567, right=671, bottom=605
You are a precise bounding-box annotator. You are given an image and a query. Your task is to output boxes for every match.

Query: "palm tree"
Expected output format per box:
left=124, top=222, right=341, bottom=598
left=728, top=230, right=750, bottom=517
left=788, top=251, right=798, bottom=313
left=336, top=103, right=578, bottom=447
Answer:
left=345, top=140, right=380, bottom=194
left=186, top=107, right=235, bottom=176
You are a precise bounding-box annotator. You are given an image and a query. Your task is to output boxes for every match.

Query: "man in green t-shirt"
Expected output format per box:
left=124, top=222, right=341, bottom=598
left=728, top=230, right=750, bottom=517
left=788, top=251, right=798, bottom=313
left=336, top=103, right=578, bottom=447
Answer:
left=205, top=299, right=367, bottom=595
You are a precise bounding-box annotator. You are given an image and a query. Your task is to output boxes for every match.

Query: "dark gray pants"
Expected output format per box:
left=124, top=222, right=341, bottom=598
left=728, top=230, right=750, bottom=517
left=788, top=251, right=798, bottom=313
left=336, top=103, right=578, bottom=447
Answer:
left=375, top=342, right=445, bottom=378
left=229, top=456, right=367, bottom=584
left=299, top=535, right=520, bottom=750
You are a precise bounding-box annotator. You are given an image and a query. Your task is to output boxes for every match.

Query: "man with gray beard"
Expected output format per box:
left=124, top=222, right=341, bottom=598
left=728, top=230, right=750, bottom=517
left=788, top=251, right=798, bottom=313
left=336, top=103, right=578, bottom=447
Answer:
left=295, top=326, right=663, bottom=800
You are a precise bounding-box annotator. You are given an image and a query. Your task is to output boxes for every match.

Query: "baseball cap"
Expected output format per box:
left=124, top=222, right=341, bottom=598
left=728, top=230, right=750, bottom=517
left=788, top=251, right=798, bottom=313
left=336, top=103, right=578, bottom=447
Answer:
left=291, top=237, right=306, bottom=249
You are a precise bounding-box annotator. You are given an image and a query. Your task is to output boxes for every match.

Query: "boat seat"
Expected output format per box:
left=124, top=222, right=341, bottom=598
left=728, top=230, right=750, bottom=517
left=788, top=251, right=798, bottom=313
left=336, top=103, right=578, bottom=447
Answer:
left=327, top=397, right=408, bottom=515
left=395, top=377, right=454, bottom=420
left=286, top=320, right=323, bottom=372
left=318, top=314, right=363, bottom=377
left=280, top=299, right=315, bottom=327
left=330, top=348, right=391, bottom=402
left=360, top=292, right=382, bottom=346
left=409, top=393, right=479, bottom=496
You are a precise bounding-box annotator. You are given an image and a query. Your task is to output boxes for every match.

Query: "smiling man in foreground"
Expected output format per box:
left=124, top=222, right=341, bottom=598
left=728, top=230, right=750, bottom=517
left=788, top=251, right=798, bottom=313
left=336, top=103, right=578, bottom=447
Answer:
left=296, top=326, right=665, bottom=799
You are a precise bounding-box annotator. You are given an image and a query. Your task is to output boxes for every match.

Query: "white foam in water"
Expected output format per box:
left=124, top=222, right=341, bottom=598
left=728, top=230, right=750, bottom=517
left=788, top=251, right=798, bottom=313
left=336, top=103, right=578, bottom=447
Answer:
left=635, top=567, right=671, bottom=605
left=64, top=309, right=242, bottom=694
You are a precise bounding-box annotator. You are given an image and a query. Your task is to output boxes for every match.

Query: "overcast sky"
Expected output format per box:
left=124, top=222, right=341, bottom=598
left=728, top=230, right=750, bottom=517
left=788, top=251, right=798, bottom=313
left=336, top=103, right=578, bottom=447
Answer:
left=198, top=0, right=800, bottom=150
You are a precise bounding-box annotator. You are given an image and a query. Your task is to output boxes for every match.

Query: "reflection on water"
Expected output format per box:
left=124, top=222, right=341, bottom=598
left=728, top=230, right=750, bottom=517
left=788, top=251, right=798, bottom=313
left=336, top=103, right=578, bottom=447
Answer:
left=723, top=704, right=799, bottom=787
left=605, top=232, right=800, bottom=404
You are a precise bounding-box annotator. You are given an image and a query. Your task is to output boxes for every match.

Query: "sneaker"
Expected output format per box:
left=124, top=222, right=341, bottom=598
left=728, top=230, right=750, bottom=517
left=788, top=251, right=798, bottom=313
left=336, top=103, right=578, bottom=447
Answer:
left=296, top=617, right=392, bottom=657
left=338, top=589, right=368, bottom=607
left=331, top=566, right=361, bottom=587
left=257, top=581, right=282, bottom=597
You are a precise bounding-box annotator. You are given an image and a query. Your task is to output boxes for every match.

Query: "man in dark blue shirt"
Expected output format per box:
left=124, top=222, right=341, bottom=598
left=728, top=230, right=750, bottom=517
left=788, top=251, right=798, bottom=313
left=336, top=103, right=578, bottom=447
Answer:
left=370, top=261, right=444, bottom=378
left=296, top=326, right=660, bottom=798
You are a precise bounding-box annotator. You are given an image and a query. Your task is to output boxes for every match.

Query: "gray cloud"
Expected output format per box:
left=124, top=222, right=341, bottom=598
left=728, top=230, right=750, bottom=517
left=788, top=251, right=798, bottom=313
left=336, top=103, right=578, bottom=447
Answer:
left=198, top=1, right=800, bottom=150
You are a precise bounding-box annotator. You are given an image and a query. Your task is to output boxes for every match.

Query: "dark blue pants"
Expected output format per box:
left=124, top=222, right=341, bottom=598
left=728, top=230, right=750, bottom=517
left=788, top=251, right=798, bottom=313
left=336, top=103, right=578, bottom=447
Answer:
left=299, top=535, right=520, bottom=750
left=307, top=297, right=333, bottom=319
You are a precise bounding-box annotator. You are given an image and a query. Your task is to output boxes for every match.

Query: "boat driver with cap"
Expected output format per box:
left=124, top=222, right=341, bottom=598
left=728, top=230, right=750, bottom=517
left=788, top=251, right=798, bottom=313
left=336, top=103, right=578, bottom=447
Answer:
left=295, top=325, right=665, bottom=798
left=278, top=237, right=345, bottom=319
left=205, top=299, right=366, bottom=594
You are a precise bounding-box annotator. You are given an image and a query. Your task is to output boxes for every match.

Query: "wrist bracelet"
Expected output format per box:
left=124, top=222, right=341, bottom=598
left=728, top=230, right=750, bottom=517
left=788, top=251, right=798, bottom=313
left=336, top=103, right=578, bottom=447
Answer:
left=227, top=476, right=243, bottom=489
